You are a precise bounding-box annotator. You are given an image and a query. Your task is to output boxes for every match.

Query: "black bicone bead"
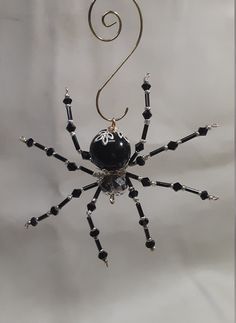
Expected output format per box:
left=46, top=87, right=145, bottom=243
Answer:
left=142, top=109, right=152, bottom=119
left=46, top=148, right=54, bottom=156
left=72, top=189, right=82, bottom=198
left=87, top=202, right=96, bottom=212
left=167, top=141, right=178, bottom=150
left=66, top=121, right=76, bottom=132
left=63, top=97, right=72, bottom=105
left=136, top=156, right=145, bottom=166
left=139, top=217, right=149, bottom=226
left=198, top=127, right=208, bottom=136
left=26, top=138, right=34, bottom=147
left=90, top=228, right=100, bottom=237
left=141, top=177, right=151, bottom=187
left=30, top=217, right=38, bottom=226
left=142, top=82, right=151, bottom=91
left=67, top=162, right=77, bottom=171
left=50, top=206, right=59, bottom=215
left=145, top=239, right=155, bottom=249
left=81, top=151, right=91, bottom=160
left=90, top=129, right=131, bottom=171
left=173, top=182, right=183, bottom=192
left=200, top=190, right=209, bottom=200
left=128, top=190, right=138, bottom=198
left=135, top=142, right=144, bottom=152
left=98, top=250, right=108, bottom=260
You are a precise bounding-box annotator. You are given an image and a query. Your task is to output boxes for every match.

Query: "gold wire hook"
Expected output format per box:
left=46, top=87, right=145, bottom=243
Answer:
left=88, top=0, right=143, bottom=123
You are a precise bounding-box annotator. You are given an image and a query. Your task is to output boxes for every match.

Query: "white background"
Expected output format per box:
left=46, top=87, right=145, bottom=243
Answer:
left=0, top=0, right=234, bottom=322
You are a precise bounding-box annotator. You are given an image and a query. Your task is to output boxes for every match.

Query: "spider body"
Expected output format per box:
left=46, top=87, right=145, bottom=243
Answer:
left=21, top=77, right=219, bottom=266
left=90, top=129, right=131, bottom=171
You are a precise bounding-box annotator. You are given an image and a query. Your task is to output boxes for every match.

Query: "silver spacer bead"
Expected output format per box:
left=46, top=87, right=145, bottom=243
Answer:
left=196, top=131, right=200, bottom=136
left=151, top=181, right=156, bottom=186
left=138, top=177, right=143, bottom=181
left=144, top=119, right=150, bottom=125
left=70, top=132, right=75, bottom=137
left=86, top=210, right=92, bottom=216
left=140, top=139, right=146, bottom=143
left=68, top=195, right=73, bottom=200
left=182, top=185, right=186, bottom=190
left=164, top=145, right=168, bottom=151
left=177, top=140, right=182, bottom=145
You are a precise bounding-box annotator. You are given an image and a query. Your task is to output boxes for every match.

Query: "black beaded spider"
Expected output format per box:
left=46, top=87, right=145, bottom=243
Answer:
left=20, top=76, right=219, bottom=266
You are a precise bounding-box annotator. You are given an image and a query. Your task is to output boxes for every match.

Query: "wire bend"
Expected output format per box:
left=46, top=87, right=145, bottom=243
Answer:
left=88, top=0, right=143, bottom=123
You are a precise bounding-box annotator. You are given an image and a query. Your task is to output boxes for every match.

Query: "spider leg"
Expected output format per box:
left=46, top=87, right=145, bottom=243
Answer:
left=126, top=172, right=219, bottom=201
left=20, top=136, right=95, bottom=176
left=132, top=124, right=219, bottom=166
left=129, top=74, right=153, bottom=165
left=25, top=182, right=99, bottom=228
left=85, top=186, right=109, bottom=266
left=126, top=176, right=156, bottom=251
left=63, top=88, right=91, bottom=160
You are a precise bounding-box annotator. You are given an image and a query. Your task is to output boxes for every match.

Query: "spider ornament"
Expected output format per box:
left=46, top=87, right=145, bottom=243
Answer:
left=20, top=0, right=219, bottom=267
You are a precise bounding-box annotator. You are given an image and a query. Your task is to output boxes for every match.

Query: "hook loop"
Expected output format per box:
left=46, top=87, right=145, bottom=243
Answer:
left=88, top=0, right=143, bottom=123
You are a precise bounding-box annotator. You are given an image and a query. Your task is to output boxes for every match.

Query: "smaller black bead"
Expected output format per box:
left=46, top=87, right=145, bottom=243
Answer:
left=66, top=121, right=76, bottom=132
left=87, top=202, right=96, bottom=212
left=173, top=182, right=183, bottom=192
left=135, top=142, right=144, bottom=152
left=142, top=82, right=151, bottom=91
left=200, top=191, right=209, bottom=200
left=72, top=189, right=82, bottom=198
left=198, top=127, right=208, bottom=136
left=90, top=228, right=100, bottom=237
left=50, top=206, right=59, bottom=215
left=139, top=217, right=149, bottom=226
left=81, top=151, right=91, bottom=160
left=141, top=177, right=151, bottom=187
left=46, top=148, right=54, bottom=156
left=98, top=250, right=108, bottom=260
left=26, top=138, right=34, bottom=147
left=129, top=190, right=138, bottom=198
left=67, top=162, right=77, bottom=171
left=142, top=109, right=152, bottom=119
left=30, top=217, right=38, bottom=226
left=145, top=239, right=155, bottom=249
left=63, top=97, right=72, bottom=105
left=167, top=141, right=178, bottom=150
left=136, top=156, right=145, bottom=166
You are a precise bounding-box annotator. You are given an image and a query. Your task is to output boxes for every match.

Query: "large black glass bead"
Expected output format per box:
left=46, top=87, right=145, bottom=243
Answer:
left=90, top=129, right=131, bottom=171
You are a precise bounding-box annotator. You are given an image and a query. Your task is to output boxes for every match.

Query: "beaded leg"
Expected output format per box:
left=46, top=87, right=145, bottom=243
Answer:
left=126, top=172, right=219, bottom=201
left=20, top=136, right=95, bottom=176
left=129, top=74, right=153, bottom=165
left=25, top=182, right=99, bottom=228
left=63, top=88, right=91, bottom=160
left=86, top=186, right=109, bottom=266
left=126, top=176, right=155, bottom=251
left=133, top=124, right=219, bottom=166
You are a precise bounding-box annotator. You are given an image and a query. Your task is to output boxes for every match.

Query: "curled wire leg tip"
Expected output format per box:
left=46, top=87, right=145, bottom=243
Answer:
left=151, top=247, right=156, bottom=252
left=19, top=136, right=26, bottom=143
left=104, top=259, right=109, bottom=268
left=209, top=195, right=219, bottom=201
left=24, top=221, right=30, bottom=229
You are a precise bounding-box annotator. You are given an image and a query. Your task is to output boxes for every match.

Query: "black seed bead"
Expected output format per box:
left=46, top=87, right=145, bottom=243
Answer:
left=37, top=213, right=49, bottom=221
left=198, top=127, right=208, bottom=136
left=135, top=142, right=144, bottom=152
left=72, top=189, right=82, bottom=198
left=145, top=239, right=155, bottom=249
left=26, top=138, right=34, bottom=147
left=200, top=190, right=209, bottom=200
left=129, top=190, right=138, bottom=198
left=81, top=151, right=91, bottom=160
left=142, top=109, right=152, bottom=119
left=167, top=141, right=178, bottom=150
left=136, top=156, right=145, bottom=166
left=50, top=206, right=59, bottom=215
left=63, top=97, right=72, bottom=105
left=87, top=202, right=96, bottom=212
left=67, top=162, right=77, bottom=171
left=139, top=217, right=149, bottom=226
left=90, top=228, right=100, bottom=237
left=173, top=182, right=183, bottom=192
left=30, top=217, right=38, bottom=226
left=142, top=82, right=151, bottom=91
left=66, top=121, right=76, bottom=132
left=98, top=250, right=108, bottom=260
left=46, top=148, right=54, bottom=156
left=34, top=142, right=45, bottom=150
left=141, top=177, right=151, bottom=187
